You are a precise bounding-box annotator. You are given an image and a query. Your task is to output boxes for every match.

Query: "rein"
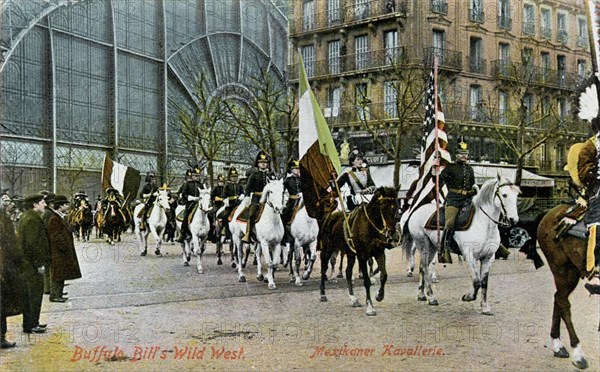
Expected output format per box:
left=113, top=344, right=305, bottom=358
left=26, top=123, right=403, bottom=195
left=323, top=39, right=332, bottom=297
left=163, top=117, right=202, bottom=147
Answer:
left=361, top=196, right=395, bottom=237
left=478, top=181, right=512, bottom=227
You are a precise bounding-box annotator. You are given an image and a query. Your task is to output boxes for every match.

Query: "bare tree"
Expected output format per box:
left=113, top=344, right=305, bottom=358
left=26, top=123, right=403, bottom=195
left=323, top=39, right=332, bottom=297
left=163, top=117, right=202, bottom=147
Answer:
left=224, top=67, right=296, bottom=173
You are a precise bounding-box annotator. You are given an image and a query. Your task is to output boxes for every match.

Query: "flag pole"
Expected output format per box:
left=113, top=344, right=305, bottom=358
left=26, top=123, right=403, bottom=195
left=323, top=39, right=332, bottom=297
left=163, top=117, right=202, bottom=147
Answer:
left=433, top=54, right=441, bottom=249
left=584, top=0, right=599, bottom=78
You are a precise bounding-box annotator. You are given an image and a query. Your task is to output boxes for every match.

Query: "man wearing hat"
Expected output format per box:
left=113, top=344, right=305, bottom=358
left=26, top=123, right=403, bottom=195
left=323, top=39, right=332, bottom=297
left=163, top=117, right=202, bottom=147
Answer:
left=17, top=194, right=51, bottom=334
left=282, top=159, right=302, bottom=245
left=177, top=167, right=205, bottom=243
left=138, top=171, right=159, bottom=231
left=209, top=174, right=227, bottom=243
left=46, top=195, right=81, bottom=302
left=40, top=192, right=56, bottom=295
left=242, top=150, right=274, bottom=243
left=437, top=139, right=477, bottom=264
left=336, top=148, right=376, bottom=211
left=221, top=167, right=244, bottom=237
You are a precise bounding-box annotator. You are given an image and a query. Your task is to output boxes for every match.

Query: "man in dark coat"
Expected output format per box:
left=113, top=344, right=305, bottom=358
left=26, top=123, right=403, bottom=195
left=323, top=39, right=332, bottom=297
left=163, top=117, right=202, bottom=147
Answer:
left=17, top=194, right=51, bottom=334
left=47, top=195, right=82, bottom=302
left=1, top=197, right=24, bottom=348
left=209, top=174, right=226, bottom=243
left=221, top=167, right=244, bottom=237
left=242, top=151, right=274, bottom=243
left=437, top=139, right=477, bottom=264
left=138, top=172, right=158, bottom=231
left=40, top=192, right=55, bottom=295
left=282, top=160, right=302, bottom=244
left=177, top=167, right=205, bottom=243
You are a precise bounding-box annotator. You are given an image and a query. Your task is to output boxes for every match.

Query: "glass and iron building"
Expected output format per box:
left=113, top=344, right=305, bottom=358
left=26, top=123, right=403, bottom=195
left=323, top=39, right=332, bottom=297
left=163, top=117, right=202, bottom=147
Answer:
left=0, top=0, right=288, bottom=197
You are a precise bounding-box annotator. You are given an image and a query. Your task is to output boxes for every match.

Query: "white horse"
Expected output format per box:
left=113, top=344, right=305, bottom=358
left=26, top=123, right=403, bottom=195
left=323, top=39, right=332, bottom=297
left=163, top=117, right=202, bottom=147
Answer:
left=402, top=175, right=520, bottom=314
left=282, top=198, right=319, bottom=286
left=229, top=179, right=285, bottom=288
left=133, top=189, right=170, bottom=257
left=175, top=189, right=212, bottom=273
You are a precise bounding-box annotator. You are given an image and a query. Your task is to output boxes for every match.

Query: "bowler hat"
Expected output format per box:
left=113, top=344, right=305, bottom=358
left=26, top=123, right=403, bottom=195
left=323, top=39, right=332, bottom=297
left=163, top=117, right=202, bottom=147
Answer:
left=24, top=194, right=45, bottom=206
left=54, top=195, right=69, bottom=206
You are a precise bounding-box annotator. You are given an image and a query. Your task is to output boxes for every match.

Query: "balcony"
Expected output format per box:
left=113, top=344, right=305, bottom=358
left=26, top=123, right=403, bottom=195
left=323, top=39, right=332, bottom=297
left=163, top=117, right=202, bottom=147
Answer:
left=290, top=0, right=408, bottom=34
left=469, top=58, right=486, bottom=74
left=540, top=26, right=551, bottom=40
left=577, top=35, right=589, bottom=48
left=557, top=29, right=568, bottom=44
left=523, top=21, right=535, bottom=36
left=490, top=60, right=580, bottom=91
left=423, top=47, right=462, bottom=71
left=469, top=9, right=484, bottom=23
left=431, top=0, right=448, bottom=15
left=497, top=15, right=512, bottom=30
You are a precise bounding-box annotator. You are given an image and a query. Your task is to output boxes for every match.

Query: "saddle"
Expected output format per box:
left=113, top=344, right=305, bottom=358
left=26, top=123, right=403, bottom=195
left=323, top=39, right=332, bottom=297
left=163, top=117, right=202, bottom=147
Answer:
left=286, top=201, right=305, bottom=226
left=424, top=204, right=475, bottom=231
left=555, top=203, right=588, bottom=240
left=137, top=205, right=154, bottom=219
left=235, top=203, right=265, bottom=224
left=176, top=202, right=198, bottom=224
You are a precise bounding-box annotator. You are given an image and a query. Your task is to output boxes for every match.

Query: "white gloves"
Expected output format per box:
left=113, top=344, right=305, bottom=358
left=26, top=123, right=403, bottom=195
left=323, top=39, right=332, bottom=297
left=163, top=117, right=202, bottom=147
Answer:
left=37, top=266, right=45, bottom=274
left=188, top=196, right=199, bottom=201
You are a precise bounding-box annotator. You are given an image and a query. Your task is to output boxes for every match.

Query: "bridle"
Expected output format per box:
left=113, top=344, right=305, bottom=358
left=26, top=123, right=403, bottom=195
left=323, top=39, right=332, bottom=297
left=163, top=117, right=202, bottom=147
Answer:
left=361, top=195, right=396, bottom=238
left=478, top=181, right=513, bottom=227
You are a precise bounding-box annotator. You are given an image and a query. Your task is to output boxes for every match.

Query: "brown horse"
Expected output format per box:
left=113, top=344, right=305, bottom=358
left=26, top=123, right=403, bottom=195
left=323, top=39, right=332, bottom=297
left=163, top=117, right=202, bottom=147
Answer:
left=318, top=187, right=398, bottom=316
left=537, top=204, right=593, bottom=370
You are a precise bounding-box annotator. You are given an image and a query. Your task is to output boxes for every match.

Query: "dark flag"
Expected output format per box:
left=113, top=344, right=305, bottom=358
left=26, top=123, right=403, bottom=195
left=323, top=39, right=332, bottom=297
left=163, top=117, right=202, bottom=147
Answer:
left=101, top=154, right=141, bottom=201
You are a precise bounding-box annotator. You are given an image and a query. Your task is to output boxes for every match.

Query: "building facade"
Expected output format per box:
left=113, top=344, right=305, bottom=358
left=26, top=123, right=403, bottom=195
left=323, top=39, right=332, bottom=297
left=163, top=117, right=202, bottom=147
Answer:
left=0, top=0, right=288, bottom=197
left=288, top=0, right=593, bottom=191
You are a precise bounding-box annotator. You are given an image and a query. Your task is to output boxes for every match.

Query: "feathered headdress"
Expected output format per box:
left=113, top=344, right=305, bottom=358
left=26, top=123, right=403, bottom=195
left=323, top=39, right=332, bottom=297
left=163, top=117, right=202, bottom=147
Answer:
left=577, top=75, right=599, bottom=123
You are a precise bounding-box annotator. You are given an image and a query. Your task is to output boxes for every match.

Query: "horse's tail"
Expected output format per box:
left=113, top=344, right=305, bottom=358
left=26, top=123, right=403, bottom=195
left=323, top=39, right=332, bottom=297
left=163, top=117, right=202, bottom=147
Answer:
left=400, top=226, right=414, bottom=261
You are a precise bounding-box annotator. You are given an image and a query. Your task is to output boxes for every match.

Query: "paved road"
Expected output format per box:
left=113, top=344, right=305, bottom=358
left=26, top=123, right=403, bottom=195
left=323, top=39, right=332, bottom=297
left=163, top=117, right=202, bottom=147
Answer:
left=2, top=233, right=599, bottom=371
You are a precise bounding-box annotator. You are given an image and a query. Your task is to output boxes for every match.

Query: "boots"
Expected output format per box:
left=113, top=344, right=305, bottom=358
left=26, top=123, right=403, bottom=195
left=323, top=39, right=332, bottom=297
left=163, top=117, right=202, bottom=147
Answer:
left=1, top=336, right=16, bottom=349
left=584, top=231, right=600, bottom=295
left=242, top=221, right=253, bottom=243
left=495, top=243, right=510, bottom=260
left=438, top=229, right=453, bottom=264
left=139, top=218, right=146, bottom=231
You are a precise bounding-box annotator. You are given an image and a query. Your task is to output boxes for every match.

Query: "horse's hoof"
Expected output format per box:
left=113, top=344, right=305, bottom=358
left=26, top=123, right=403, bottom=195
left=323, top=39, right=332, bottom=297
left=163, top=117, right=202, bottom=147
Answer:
left=553, top=347, right=569, bottom=358
left=351, top=300, right=362, bottom=308
left=268, top=283, right=276, bottom=290
left=417, top=294, right=427, bottom=301
left=238, top=276, right=246, bottom=283
left=462, top=294, right=475, bottom=302
left=295, top=280, right=303, bottom=287
left=231, top=262, right=237, bottom=269
left=376, top=294, right=384, bottom=302
left=301, top=273, right=310, bottom=281
left=183, top=262, right=188, bottom=266
left=289, top=276, right=295, bottom=283
left=429, top=299, right=439, bottom=306
left=217, top=259, right=222, bottom=265
left=432, top=277, right=439, bottom=283
left=320, top=295, right=328, bottom=302
left=481, top=309, right=494, bottom=315
left=572, top=358, right=588, bottom=370
left=257, top=274, right=264, bottom=282
left=407, top=271, right=413, bottom=277
left=336, top=272, right=343, bottom=279
left=141, top=251, right=147, bottom=257
left=366, top=308, right=377, bottom=316
left=263, top=277, right=269, bottom=283
left=197, top=269, right=204, bottom=274
left=155, top=250, right=162, bottom=257
left=242, top=263, right=246, bottom=269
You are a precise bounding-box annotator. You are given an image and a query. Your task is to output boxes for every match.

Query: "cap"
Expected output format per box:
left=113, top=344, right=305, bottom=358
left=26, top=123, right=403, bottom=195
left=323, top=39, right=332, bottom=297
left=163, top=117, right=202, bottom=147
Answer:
left=254, top=150, right=271, bottom=167
left=24, top=194, right=45, bottom=206
left=53, top=195, right=70, bottom=207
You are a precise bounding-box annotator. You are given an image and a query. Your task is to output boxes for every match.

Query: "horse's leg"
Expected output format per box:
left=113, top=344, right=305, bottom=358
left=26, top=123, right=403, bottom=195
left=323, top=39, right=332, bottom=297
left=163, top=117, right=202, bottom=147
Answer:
left=151, top=225, right=162, bottom=257
left=255, top=243, right=264, bottom=282
left=192, top=234, right=203, bottom=274
left=375, top=253, right=387, bottom=302
left=407, top=244, right=415, bottom=277
left=319, top=249, right=334, bottom=302
left=337, top=251, right=345, bottom=278
left=346, top=254, right=361, bottom=307
left=462, top=254, right=482, bottom=302
left=328, top=251, right=337, bottom=280
left=236, top=240, right=246, bottom=282
left=302, top=242, right=317, bottom=281
left=419, top=242, right=438, bottom=306
left=358, top=258, right=376, bottom=316
left=216, top=239, right=223, bottom=265
left=479, top=258, right=494, bottom=315
left=292, top=242, right=302, bottom=286
left=263, top=243, right=277, bottom=290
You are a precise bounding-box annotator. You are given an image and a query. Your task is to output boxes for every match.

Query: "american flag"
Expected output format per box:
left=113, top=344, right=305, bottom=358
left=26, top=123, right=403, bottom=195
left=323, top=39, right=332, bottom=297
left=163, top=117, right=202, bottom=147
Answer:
left=401, top=67, right=451, bottom=225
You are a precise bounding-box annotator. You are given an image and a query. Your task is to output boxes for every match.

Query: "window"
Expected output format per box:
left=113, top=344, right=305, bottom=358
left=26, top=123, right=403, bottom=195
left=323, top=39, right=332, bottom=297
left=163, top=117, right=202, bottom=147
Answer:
left=470, top=37, right=484, bottom=73
left=541, top=8, right=551, bottom=39
left=355, top=0, right=371, bottom=20
left=558, top=97, right=569, bottom=119
left=523, top=3, right=535, bottom=35
left=355, top=83, right=370, bottom=120
left=498, top=91, right=508, bottom=125
left=328, top=0, right=341, bottom=25
left=328, top=40, right=341, bottom=74
left=469, top=0, right=484, bottom=23
left=302, top=0, right=315, bottom=31
left=433, top=29, right=445, bottom=64
left=469, top=85, right=483, bottom=121
left=498, top=0, right=511, bottom=29
left=355, top=35, right=369, bottom=70
left=301, top=45, right=315, bottom=76
left=328, top=87, right=341, bottom=117
left=523, top=94, right=534, bottom=120
left=577, top=17, right=588, bottom=47
left=557, top=12, right=568, bottom=43
left=384, top=30, right=399, bottom=64
left=557, top=55, right=566, bottom=85
left=431, top=0, right=448, bottom=15
left=540, top=52, right=550, bottom=82
left=577, top=60, right=587, bottom=80
left=521, top=48, right=534, bottom=78
left=384, top=81, right=398, bottom=118
left=498, top=43, right=510, bottom=75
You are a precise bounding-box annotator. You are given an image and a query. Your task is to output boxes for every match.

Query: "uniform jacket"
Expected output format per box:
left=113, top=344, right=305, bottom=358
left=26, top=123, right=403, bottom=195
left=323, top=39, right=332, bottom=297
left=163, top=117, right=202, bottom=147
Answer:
left=211, top=185, right=226, bottom=209
left=181, top=180, right=204, bottom=206
left=337, top=168, right=375, bottom=195
left=439, top=161, right=476, bottom=207
left=140, top=182, right=158, bottom=199
left=245, top=170, right=274, bottom=204
left=224, top=182, right=244, bottom=207
left=578, top=138, right=599, bottom=196
left=47, top=211, right=82, bottom=281
left=17, top=209, right=51, bottom=276
left=0, top=208, right=24, bottom=317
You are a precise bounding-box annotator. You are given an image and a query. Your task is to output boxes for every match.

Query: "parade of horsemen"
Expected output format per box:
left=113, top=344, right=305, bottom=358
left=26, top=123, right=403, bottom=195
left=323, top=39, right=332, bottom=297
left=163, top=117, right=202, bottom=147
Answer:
left=2, top=1, right=600, bottom=370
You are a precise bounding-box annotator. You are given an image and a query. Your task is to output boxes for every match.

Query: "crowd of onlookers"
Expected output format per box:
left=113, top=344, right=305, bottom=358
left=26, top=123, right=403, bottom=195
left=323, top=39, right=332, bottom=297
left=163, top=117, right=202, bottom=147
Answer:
left=1, top=191, right=81, bottom=349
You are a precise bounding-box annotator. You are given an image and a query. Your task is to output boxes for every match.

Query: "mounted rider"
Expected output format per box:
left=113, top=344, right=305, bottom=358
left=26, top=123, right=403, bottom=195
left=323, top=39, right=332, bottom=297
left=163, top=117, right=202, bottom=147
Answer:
left=221, top=166, right=244, bottom=236
left=138, top=171, right=159, bottom=231
left=336, top=148, right=376, bottom=211
left=282, top=159, right=302, bottom=245
left=437, top=139, right=477, bottom=264
left=177, top=167, right=205, bottom=243
left=73, top=191, right=89, bottom=209
left=209, top=174, right=227, bottom=242
left=242, top=150, right=274, bottom=244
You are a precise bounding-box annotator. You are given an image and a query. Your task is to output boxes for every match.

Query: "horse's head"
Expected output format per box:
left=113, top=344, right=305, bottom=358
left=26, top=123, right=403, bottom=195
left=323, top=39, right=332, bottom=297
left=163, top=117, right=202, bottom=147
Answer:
left=477, top=175, right=520, bottom=226
left=261, top=178, right=285, bottom=214
left=155, top=189, right=170, bottom=210
left=369, top=187, right=399, bottom=229
left=198, top=189, right=212, bottom=212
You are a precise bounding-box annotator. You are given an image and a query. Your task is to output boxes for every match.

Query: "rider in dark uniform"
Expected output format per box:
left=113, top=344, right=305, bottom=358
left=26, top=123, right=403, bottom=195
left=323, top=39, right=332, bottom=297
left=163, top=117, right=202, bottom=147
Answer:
left=209, top=174, right=226, bottom=243
left=177, top=167, right=204, bottom=243
left=138, top=172, right=158, bottom=231
left=282, top=159, right=302, bottom=245
left=242, top=151, right=274, bottom=244
left=437, top=139, right=476, bottom=264
left=221, top=167, right=244, bottom=236
left=337, top=148, right=375, bottom=211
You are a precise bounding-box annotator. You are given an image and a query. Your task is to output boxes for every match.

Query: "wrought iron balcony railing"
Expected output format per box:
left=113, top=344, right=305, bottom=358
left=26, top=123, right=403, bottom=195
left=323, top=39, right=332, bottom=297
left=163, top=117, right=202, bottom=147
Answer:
left=469, top=58, right=486, bottom=74
left=490, top=60, right=580, bottom=91
left=423, top=47, right=462, bottom=70
left=523, top=21, right=535, bottom=36
left=557, top=29, right=568, bottom=44
left=469, top=9, right=484, bottom=23
left=497, top=15, right=512, bottom=30
left=540, top=26, right=551, bottom=40
left=577, top=35, right=589, bottom=48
